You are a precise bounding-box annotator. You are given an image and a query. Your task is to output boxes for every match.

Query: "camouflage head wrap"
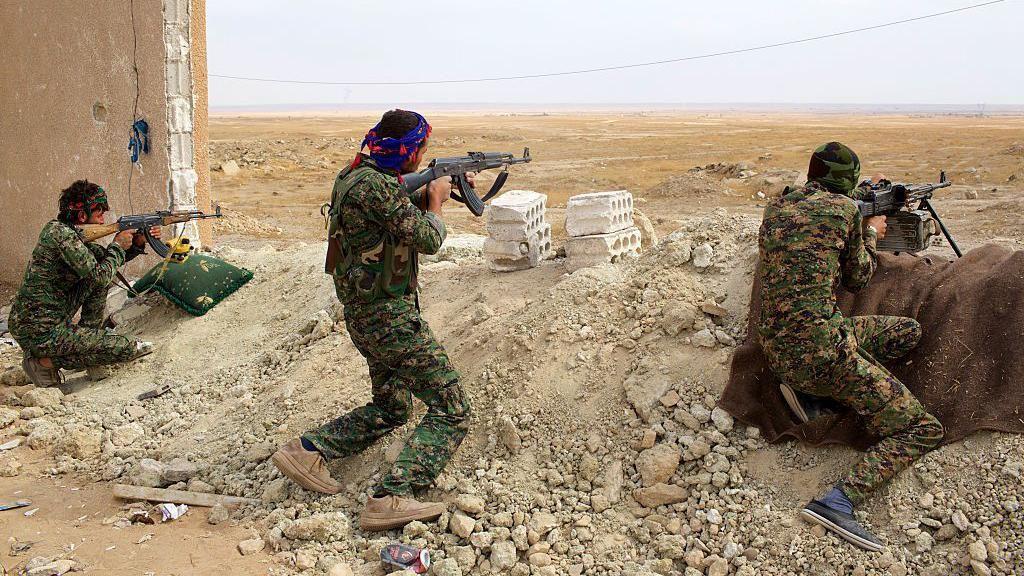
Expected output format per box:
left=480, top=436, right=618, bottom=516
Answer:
left=807, top=142, right=861, bottom=195
left=58, top=180, right=109, bottom=224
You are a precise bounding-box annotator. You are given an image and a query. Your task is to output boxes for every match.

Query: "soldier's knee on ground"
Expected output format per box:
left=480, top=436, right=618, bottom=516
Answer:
left=916, top=412, right=945, bottom=449
left=901, top=318, right=923, bottom=348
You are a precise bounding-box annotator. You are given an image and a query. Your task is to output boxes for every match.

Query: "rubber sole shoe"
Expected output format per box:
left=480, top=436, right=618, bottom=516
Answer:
left=780, top=384, right=842, bottom=423
left=270, top=439, right=341, bottom=495
left=21, top=357, right=62, bottom=388
left=360, top=494, right=445, bottom=532
left=800, top=500, right=884, bottom=552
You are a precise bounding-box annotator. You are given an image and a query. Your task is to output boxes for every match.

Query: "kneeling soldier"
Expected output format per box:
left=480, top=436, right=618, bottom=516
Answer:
left=10, top=180, right=157, bottom=386
left=271, top=109, right=471, bottom=531
left=757, top=142, right=944, bottom=551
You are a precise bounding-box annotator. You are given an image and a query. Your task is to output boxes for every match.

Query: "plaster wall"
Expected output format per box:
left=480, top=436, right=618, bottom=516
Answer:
left=0, top=0, right=210, bottom=285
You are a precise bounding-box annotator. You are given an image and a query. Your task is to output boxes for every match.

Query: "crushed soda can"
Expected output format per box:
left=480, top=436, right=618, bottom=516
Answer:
left=380, top=543, right=430, bottom=574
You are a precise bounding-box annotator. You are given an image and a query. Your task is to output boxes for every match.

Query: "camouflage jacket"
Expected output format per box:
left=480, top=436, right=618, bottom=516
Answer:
left=757, top=180, right=878, bottom=344
left=9, top=220, right=128, bottom=342
left=329, top=155, right=446, bottom=305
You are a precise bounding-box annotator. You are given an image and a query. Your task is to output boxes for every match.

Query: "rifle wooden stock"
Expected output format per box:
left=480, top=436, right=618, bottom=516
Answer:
left=76, top=223, right=123, bottom=242
left=76, top=213, right=199, bottom=243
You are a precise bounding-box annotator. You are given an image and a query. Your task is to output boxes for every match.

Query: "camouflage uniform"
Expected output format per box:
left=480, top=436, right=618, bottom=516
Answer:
left=9, top=221, right=139, bottom=370
left=757, top=143, right=944, bottom=505
left=303, top=155, right=470, bottom=497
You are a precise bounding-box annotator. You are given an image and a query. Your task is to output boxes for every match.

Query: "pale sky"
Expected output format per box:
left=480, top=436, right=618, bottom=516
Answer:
left=207, top=0, right=1023, bottom=107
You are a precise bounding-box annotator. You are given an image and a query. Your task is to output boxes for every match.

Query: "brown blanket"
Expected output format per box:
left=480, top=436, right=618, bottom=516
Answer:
left=720, top=245, right=1024, bottom=449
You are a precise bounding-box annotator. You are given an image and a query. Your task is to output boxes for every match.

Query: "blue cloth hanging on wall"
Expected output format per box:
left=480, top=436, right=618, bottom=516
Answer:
left=128, top=119, right=150, bottom=163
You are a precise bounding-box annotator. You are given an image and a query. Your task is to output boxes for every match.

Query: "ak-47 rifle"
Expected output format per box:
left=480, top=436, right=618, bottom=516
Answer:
left=856, top=171, right=961, bottom=257
left=401, top=148, right=532, bottom=216
left=76, top=207, right=223, bottom=257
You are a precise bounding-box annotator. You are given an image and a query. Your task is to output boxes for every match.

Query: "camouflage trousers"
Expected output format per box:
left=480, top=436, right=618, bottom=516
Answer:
left=13, top=283, right=136, bottom=371
left=303, top=297, right=470, bottom=496
left=766, top=315, right=945, bottom=505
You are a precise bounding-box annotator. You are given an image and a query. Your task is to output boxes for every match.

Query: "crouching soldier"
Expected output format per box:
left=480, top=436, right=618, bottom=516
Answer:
left=271, top=109, right=471, bottom=531
left=9, top=180, right=157, bottom=386
left=757, top=142, right=944, bottom=551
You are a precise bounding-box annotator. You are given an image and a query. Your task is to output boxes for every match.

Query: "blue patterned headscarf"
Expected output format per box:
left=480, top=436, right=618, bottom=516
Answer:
left=360, top=111, right=432, bottom=171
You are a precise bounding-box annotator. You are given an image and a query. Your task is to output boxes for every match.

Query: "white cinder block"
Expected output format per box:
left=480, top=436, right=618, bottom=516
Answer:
left=484, top=223, right=551, bottom=272
left=165, top=58, right=191, bottom=98
left=169, top=169, right=198, bottom=205
left=169, top=132, right=194, bottom=170
left=565, top=190, right=634, bottom=237
left=169, top=96, right=193, bottom=133
left=486, top=190, right=547, bottom=241
left=565, top=226, right=642, bottom=272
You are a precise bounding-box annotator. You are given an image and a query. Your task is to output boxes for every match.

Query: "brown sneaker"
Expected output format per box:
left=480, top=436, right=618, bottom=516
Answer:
left=270, top=438, right=341, bottom=495
left=360, top=494, right=446, bottom=532
left=22, top=357, right=62, bottom=387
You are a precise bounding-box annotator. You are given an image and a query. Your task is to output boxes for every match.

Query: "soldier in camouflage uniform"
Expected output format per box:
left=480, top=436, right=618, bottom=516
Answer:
left=757, top=142, right=945, bottom=551
left=9, top=180, right=157, bottom=387
left=271, top=109, right=470, bottom=532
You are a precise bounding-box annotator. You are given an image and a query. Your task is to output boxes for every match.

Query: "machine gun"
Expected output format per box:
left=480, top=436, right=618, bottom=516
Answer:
left=401, top=148, right=532, bottom=216
left=76, top=207, right=223, bottom=257
left=856, top=172, right=961, bottom=257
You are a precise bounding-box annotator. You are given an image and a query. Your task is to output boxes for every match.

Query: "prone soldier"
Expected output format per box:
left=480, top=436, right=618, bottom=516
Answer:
left=9, top=180, right=157, bottom=386
left=757, top=142, right=945, bottom=551
left=271, top=109, right=471, bottom=531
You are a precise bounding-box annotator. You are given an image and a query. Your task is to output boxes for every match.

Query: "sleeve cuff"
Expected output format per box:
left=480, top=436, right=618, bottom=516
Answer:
left=863, top=226, right=878, bottom=251
left=424, top=212, right=447, bottom=244
left=107, top=243, right=127, bottom=265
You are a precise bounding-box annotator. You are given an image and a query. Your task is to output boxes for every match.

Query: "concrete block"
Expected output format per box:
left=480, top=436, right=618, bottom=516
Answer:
left=169, top=169, right=198, bottom=206
left=162, top=0, right=190, bottom=26
left=169, top=132, right=194, bottom=170
left=565, top=226, right=642, bottom=272
left=164, top=24, right=190, bottom=62
left=165, top=58, right=192, bottom=98
left=169, top=96, right=193, bottom=133
left=486, top=190, right=547, bottom=241
left=484, top=223, right=551, bottom=272
left=565, top=190, right=634, bottom=237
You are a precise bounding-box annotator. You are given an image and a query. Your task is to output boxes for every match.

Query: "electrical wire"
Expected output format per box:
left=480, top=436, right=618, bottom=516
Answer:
left=126, top=0, right=141, bottom=212
left=209, top=0, right=1004, bottom=86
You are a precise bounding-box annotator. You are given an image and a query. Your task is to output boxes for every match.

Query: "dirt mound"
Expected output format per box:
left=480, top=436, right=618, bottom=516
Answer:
left=1, top=211, right=1021, bottom=575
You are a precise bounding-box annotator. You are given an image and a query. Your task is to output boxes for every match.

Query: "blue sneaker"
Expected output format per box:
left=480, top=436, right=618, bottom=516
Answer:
left=800, top=500, right=884, bottom=552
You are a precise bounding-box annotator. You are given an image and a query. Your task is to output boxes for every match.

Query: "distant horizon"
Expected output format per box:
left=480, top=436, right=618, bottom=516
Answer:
left=209, top=101, right=1024, bottom=116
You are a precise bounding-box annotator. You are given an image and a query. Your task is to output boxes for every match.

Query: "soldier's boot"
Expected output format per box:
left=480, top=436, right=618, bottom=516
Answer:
left=270, top=438, right=341, bottom=495
left=360, top=494, right=445, bottom=532
left=800, top=500, right=884, bottom=552
left=780, top=384, right=842, bottom=423
left=21, top=357, right=62, bottom=388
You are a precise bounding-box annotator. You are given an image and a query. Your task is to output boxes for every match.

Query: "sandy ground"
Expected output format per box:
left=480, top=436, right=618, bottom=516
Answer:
left=1, top=112, right=1022, bottom=576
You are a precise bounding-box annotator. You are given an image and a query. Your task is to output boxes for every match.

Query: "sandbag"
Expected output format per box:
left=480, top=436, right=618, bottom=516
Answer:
left=132, top=254, right=253, bottom=316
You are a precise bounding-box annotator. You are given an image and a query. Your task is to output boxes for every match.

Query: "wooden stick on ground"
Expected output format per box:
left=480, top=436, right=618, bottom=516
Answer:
left=112, top=484, right=259, bottom=509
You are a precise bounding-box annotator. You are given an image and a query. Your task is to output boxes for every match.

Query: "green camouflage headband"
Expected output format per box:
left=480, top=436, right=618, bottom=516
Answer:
left=807, top=141, right=861, bottom=195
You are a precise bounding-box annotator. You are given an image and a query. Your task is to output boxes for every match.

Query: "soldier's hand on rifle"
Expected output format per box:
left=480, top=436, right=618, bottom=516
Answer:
left=426, top=177, right=452, bottom=214
left=132, top=226, right=161, bottom=248
left=865, top=215, right=887, bottom=239
left=113, top=230, right=134, bottom=250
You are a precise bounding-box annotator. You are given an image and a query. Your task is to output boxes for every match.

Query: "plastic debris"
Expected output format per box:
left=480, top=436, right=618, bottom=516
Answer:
left=157, top=502, right=188, bottom=522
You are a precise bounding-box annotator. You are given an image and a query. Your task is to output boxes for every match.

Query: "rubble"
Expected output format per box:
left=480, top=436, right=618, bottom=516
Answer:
left=0, top=209, right=1020, bottom=576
